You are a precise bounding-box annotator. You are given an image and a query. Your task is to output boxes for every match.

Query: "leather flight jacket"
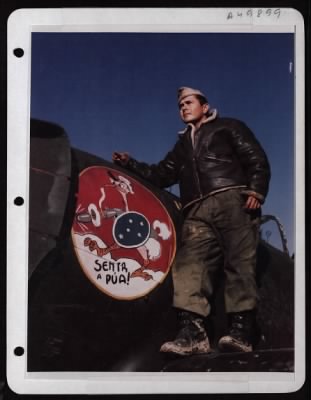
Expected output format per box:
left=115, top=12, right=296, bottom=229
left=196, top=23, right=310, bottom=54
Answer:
left=125, top=117, right=271, bottom=210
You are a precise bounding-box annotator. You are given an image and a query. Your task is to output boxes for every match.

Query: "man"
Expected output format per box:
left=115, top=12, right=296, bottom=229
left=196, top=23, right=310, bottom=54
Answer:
left=112, top=86, right=270, bottom=355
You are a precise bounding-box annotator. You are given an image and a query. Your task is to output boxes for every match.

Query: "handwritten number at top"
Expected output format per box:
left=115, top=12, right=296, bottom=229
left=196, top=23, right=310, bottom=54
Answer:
left=227, top=9, right=281, bottom=20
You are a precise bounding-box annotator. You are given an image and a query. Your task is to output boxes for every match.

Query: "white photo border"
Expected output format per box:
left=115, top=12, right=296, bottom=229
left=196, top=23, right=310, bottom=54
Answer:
left=7, top=7, right=305, bottom=394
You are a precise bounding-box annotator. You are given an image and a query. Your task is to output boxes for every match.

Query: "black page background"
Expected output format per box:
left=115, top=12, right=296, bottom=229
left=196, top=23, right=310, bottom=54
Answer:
left=1, top=0, right=310, bottom=399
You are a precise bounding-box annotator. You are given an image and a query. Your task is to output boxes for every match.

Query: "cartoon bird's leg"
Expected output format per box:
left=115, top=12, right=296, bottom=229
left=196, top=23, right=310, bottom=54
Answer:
left=84, top=237, right=107, bottom=257
left=130, top=246, right=153, bottom=281
left=84, top=237, right=119, bottom=257
left=101, top=242, right=120, bottom=255
left=137, top=245, right=150, bottom=267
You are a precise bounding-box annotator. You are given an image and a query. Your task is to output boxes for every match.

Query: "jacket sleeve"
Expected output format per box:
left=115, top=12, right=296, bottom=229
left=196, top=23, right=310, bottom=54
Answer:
left=229, top=119, right=271, bottom=203
left=121, top=141, right=183, bottom=189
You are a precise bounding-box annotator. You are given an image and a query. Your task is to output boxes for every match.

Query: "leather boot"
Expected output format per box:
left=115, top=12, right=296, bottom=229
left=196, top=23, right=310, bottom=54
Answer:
left=160, top=310, right=211, bottom=356
left=218, top=310, right=256, bottom=353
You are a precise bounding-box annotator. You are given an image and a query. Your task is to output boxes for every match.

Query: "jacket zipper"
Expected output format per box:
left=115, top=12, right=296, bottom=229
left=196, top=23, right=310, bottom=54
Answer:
left=192, top=156, right=203, bottom=197
left=188, top=128, right=203, bottom=197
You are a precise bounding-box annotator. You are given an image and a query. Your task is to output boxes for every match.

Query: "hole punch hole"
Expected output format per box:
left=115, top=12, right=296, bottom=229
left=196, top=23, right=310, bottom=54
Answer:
left=14, top=347, right=24, bottom=356
left=14, top=197, right=24, bottom=206
left=13, top=48, right=24, bottom=58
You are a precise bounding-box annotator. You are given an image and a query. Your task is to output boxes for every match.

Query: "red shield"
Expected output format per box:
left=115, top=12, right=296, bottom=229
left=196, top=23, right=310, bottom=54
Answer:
left=71, top=166, right=176, bottom=300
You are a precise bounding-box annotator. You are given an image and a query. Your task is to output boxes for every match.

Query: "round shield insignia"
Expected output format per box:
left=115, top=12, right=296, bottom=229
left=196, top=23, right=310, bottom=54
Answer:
left=71, top=166, right=176, bottom=300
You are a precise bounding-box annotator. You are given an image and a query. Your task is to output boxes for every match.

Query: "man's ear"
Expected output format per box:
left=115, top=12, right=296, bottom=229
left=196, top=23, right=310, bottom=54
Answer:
left=203, top=103, right=210, bottom=114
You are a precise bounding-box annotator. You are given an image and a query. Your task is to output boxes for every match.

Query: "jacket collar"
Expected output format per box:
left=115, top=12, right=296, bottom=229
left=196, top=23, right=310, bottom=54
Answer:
left=178, top=108, right=218, bottom=136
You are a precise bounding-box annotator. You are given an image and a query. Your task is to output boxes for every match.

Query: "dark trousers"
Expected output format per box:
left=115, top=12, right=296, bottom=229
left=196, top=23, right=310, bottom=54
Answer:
left=172, top=188, right=260, bottom=317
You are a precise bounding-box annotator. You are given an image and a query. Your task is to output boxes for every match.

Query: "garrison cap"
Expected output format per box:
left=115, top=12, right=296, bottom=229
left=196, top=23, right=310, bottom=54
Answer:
left=177, top=86, right=208, bottom=104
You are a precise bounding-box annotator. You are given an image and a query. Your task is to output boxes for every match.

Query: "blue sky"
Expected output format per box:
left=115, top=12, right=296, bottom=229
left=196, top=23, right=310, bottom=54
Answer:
left=30, top=32, right=295, bottom=254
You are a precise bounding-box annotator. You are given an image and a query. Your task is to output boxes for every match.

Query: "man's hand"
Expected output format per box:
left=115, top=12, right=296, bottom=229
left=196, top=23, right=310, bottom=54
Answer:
left=112, top=152, right=130, bottom=166
left=244, top=195, right=261, bottom=209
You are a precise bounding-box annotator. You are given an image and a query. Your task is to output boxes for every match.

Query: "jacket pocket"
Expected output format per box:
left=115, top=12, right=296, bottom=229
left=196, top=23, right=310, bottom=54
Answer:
left=202, top=152, right=232, bottom=163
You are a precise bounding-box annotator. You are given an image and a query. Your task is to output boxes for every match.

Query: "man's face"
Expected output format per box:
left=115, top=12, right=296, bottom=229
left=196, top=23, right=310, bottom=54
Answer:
left=179, top=95, right=209, bottom=124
